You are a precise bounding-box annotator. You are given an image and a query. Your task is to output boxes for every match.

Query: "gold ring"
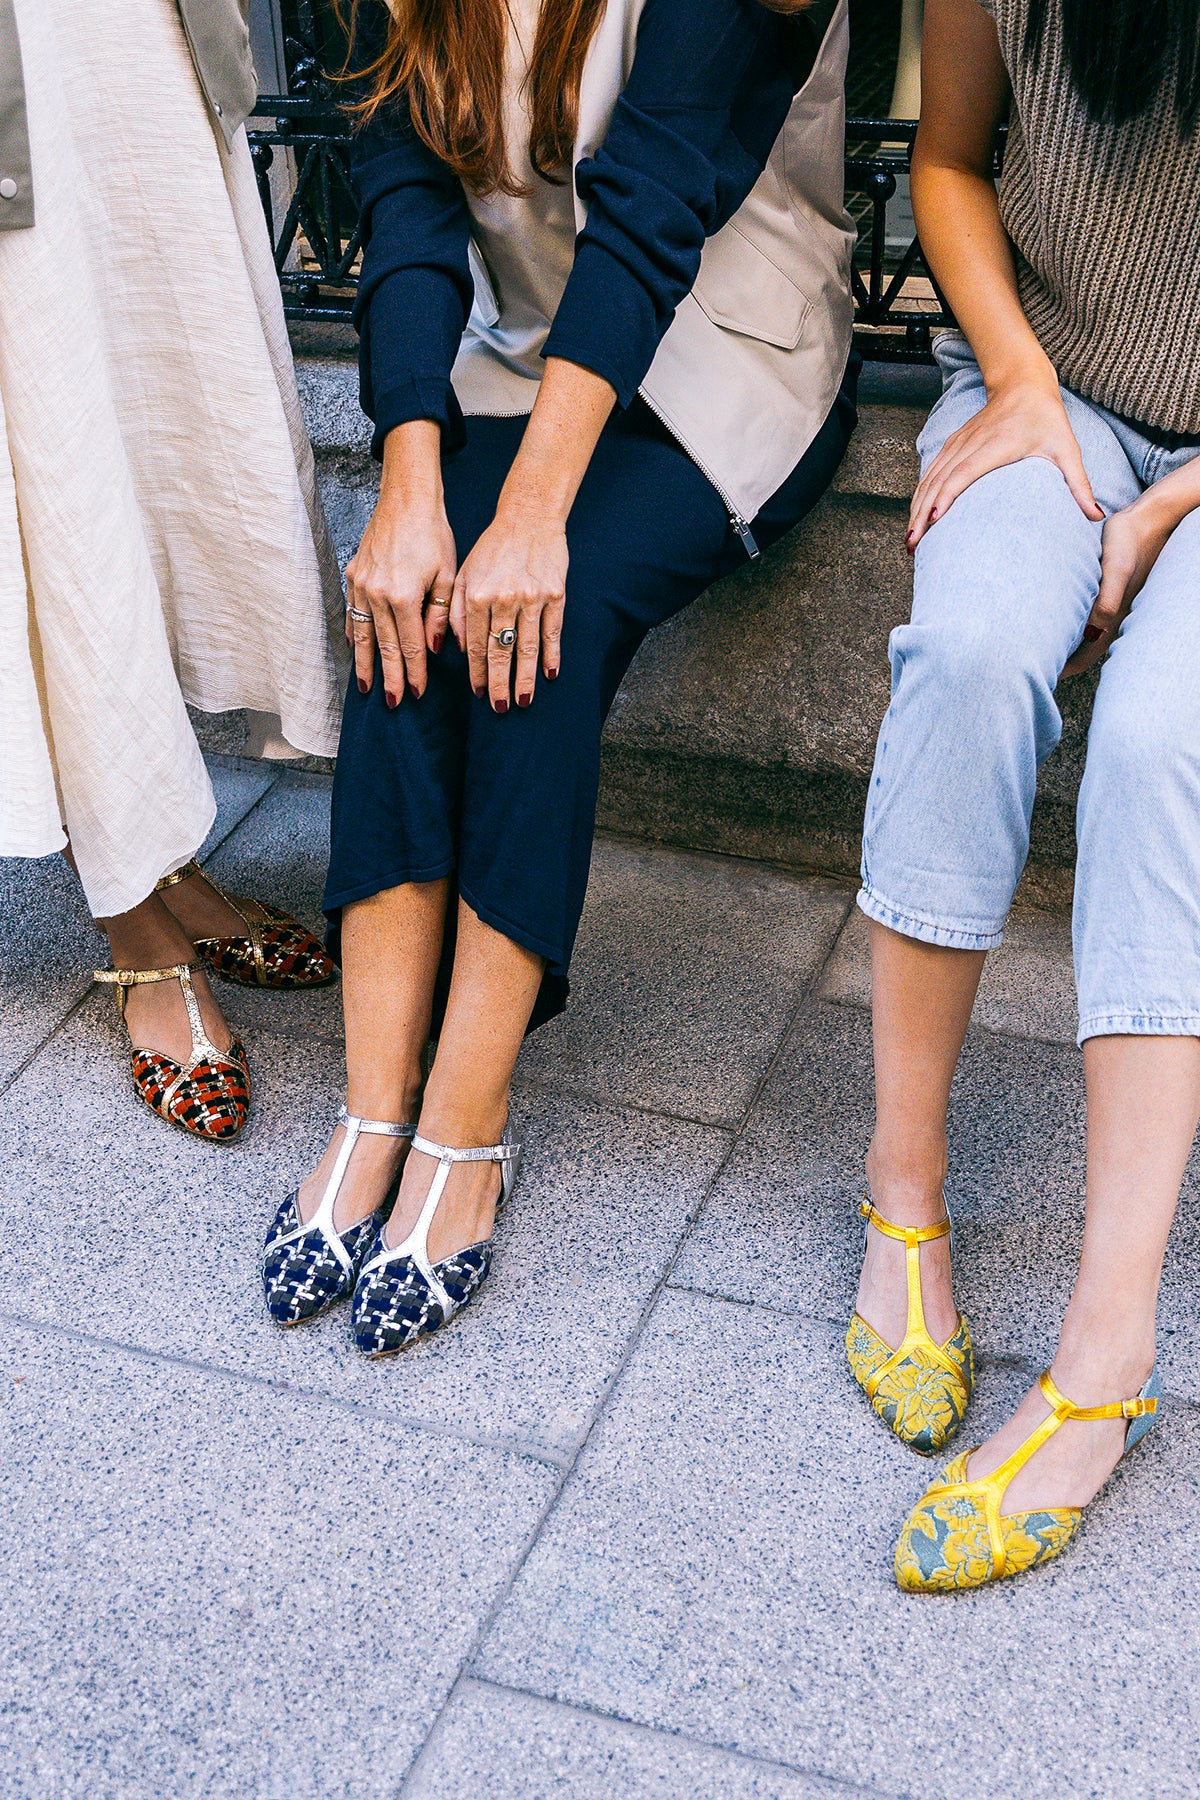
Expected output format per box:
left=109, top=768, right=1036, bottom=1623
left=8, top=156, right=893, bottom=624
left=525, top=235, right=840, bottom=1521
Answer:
left=428, top=595, right=452, bottom=609
left=490, top=627, right=517, bottom=648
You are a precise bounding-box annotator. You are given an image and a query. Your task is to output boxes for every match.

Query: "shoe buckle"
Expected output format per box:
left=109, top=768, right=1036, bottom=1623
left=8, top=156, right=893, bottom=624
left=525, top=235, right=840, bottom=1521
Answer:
left=1121, top=1397, right=1142, bottom=1419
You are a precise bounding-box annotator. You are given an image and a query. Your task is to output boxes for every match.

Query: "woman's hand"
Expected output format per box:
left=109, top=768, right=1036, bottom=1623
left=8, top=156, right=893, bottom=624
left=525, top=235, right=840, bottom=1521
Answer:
left=345, top=420, right=457, bottom=706
left=450, top=500, right=568, bottom=711
left=1061, top=494, right=1184, bottom=678
left=446, top=357, right=615, bottom=712
left=908, top=377, right=1105, bottom=549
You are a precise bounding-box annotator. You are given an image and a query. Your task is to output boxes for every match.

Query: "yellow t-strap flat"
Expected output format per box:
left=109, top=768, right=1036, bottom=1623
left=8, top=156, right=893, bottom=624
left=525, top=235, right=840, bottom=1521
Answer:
left=845, top=1195, right=973, bottom=1455
left=895, top=1368, right=1160, bottom=1593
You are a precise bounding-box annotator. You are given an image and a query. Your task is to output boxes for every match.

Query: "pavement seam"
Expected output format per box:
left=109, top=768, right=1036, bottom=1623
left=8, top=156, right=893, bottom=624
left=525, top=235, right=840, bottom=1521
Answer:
left=660, top=1279, right=1200, bottom=1412
left=513, top=1070, right=741, bottom=1134
left=406, top=1672, right=890, bottom=1799
left=0, top=1307, right=571, bottom=1470
left=395, top=890, right=858, bottom=1796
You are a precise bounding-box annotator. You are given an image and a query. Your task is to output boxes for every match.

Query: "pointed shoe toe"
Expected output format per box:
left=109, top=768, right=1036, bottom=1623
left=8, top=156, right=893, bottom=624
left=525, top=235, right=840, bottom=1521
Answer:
left=261, top=1192, right=380, bottom=1326
left=349, top=1129, right=521, bottom=1358
left=847, top=1312, right=974, bottom=1454
left=260, top=1108, right=416, bottom=1327
left=894, top=1452, right=1079, bottom=1593
left=350, top=1237, right=493, bottom=1357
left=893, top=1369, right=1160, bottom=1593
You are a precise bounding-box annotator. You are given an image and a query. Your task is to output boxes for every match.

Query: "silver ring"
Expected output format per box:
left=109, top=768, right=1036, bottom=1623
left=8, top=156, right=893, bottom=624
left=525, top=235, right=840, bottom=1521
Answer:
left=347, top=605, right=373, bottom=624
left=490, top=627, right=517, bottom=649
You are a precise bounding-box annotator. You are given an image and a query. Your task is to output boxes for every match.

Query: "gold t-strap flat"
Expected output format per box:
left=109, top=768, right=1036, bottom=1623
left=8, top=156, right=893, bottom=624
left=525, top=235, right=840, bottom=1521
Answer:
left=156, top=859, right=336, bottom=991
left=94, top=963, right=251, bottom=1142
left=845, top=1195, right=974, bottom=1455
left=895, top=1367, right=1160, bottom=1592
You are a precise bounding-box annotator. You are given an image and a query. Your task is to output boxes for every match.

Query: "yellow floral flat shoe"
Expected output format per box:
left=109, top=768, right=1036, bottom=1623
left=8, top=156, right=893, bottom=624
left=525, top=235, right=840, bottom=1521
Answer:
left=894, top=1367, right=1160, bottom=1593
left=846, top=1195, right=973, bottom=1455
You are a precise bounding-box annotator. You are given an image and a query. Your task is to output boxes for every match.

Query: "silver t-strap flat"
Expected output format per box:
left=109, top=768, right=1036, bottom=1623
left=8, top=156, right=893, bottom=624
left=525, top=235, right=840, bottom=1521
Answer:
left=261, top=1107, right=416, bottom=1326
left=350, top=1130, right=521, bottom=1357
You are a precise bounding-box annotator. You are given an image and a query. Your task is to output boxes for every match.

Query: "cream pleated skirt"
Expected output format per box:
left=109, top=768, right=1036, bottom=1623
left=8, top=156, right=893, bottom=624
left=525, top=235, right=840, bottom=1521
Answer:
left=0, top=0, right=348, bottom=918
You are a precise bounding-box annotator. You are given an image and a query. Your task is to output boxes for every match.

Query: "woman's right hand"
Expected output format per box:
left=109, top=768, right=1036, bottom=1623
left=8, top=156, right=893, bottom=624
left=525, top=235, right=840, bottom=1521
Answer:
left=345, top=421, right=458, bottom=706
left=907, top=377, right=1105, bottom=549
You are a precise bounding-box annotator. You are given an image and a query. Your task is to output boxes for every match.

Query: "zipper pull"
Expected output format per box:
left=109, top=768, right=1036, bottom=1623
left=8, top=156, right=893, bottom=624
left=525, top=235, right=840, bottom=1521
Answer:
left=731, top=515, right=760, bottom=560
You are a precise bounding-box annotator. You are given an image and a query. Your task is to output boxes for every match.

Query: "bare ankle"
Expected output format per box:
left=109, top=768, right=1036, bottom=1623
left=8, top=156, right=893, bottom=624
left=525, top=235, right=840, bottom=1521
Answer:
left=419, top=1087, right=509, bottom=1148
left=1052, top=1313, right=1156, bottom=1403
left=346, top=1067, right=423, bottom=1127
left=864, top=1141, right=949, bottom=1224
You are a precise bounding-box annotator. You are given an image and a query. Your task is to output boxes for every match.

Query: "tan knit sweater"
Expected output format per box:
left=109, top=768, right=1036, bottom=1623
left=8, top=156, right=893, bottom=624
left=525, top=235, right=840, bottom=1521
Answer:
left=980, top=0, right=1200, bottom=432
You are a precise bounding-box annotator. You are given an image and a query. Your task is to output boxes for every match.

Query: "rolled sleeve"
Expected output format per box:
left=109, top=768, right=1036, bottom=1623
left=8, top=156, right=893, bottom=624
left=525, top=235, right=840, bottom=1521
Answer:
left=542, top=0, right=796, bottom=403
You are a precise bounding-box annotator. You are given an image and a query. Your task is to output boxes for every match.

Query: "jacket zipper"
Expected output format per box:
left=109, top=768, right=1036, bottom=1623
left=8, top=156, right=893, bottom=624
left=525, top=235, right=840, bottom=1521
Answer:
left=636, top=387, right=761, bottom=561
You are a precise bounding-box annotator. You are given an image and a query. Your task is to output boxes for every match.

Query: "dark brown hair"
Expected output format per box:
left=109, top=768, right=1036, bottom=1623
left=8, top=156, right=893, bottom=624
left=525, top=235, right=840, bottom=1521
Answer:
left=337, top=0, right=609, bottom=196
left=1024, top=0, right=1200, bottom=133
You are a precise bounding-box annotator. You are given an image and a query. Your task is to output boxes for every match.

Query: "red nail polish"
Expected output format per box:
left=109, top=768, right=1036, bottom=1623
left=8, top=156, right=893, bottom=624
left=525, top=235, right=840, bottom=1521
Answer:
left=386, top=692, right=399, bottom=709
left=906, top=544, right=915, bottom=557
left=495, top=698, right=508, bottom=715
left=547, top=668, right=559, bottom=681
left=358, top=678, right=368, bottom=694
left=1082, top=624, right=1103, bottom=642
left=517, top=694, right=531, bottom=708
left=473, top=684, right=486, bottom=699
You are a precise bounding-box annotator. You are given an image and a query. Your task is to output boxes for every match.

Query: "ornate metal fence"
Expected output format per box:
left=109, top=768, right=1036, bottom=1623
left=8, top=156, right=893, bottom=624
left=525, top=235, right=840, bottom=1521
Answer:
left=248, top=99, right=958, bottom=362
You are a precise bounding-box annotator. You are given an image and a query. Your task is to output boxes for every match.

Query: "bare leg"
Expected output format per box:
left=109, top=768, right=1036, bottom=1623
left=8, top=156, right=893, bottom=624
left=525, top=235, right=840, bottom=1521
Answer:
left=297, top=879, right=449, bottom=1228
left=157, top=868, right=252, bottom=942
left=385, top=898, right=544, bottom=1261
left=859, top=919, right=986, bottom=1346
left=95, top=894, right=231, bottom=1065
left=969, top=1034, right=1200, bottom=1507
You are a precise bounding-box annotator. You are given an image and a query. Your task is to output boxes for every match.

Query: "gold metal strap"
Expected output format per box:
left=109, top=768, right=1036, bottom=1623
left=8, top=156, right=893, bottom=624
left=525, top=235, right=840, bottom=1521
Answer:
left=858, top=1194, right=962, bottom=1404
left=858, top=1196, right=951, bottom=1246
left=94, top=963, right=196, bottom=987
left=1038, top=1371, right=1157, bottom=1423
left=154, top=860, right=204, bottom=893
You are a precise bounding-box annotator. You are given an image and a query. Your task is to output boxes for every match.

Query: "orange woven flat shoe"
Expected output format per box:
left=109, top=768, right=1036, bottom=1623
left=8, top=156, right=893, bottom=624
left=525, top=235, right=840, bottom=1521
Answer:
left=157, top=860, right=337, bottom=991
left=94, top=963, right=251, bottom=1142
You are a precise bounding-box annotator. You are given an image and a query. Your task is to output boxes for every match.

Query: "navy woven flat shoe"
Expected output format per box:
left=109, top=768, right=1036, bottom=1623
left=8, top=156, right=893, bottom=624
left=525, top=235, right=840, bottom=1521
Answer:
left=350, top=1130, right=520, bottom=1358
left=262, top=1108, right=415, bottom=1327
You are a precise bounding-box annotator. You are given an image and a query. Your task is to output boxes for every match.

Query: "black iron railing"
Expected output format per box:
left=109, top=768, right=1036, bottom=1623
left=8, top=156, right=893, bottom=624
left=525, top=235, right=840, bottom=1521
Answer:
left=248, top=99, right=958, bottom=362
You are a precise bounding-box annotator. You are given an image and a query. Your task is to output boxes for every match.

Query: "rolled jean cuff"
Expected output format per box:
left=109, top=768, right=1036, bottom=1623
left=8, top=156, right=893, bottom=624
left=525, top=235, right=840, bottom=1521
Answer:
left=1078, top=1011, right=1200, bottom=1046
left=856, top=885, right=1005, bottom=952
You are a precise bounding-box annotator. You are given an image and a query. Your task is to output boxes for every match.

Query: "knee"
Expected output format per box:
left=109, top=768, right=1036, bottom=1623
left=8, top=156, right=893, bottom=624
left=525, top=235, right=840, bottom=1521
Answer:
left=895, top=614, right=1053, bottom=720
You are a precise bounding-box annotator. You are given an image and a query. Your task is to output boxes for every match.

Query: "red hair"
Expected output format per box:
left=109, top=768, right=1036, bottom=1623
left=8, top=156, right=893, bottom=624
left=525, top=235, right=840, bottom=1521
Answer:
left=338, top=0, right=609, bottom=196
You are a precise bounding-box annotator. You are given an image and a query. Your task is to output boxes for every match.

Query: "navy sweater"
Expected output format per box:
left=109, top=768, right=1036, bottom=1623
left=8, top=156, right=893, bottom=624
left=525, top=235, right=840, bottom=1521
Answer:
left=351, top=0, right=815, bottom=459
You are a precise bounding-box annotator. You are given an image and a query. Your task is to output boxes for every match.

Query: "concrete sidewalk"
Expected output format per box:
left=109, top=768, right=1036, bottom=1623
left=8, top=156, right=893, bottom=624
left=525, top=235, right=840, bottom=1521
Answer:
left=2, top=758, right=1197, bottom=1799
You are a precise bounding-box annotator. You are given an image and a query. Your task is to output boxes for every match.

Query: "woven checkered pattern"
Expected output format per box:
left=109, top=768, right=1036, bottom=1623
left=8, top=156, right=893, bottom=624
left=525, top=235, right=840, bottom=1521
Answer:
left=350, top=1229, right=493, bottom=1358
left=130, top=1036, right=250, bottom=1141
left=197, top=904, right=337, bottom=990
left=261, top=1194, right=380, bottom=1326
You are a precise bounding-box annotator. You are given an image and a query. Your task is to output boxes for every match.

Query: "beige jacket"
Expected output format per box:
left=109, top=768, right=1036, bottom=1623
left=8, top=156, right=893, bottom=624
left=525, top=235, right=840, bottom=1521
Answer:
left=0, top=0, right=258, bottom=231
left=457, top=0, right=855, bottom=523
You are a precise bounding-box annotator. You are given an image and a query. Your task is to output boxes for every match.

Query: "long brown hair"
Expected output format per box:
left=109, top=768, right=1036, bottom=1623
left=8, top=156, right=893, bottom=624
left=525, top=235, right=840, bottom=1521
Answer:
left=337, top=0, right=608, bottom=196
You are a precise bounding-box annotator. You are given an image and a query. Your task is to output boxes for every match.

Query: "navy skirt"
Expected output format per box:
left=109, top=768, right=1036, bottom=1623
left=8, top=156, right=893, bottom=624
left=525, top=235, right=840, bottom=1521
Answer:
left=325, top=358, right=859, bottom=1028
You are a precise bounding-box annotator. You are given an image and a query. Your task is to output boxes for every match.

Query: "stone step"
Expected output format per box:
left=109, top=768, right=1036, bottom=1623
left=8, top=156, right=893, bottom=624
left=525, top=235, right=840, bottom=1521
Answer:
left=286, top=346, right=1087, bottom=901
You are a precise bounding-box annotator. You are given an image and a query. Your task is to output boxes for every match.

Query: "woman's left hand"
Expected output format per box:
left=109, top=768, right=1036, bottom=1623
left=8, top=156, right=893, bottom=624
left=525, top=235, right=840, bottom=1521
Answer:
left=451, top=502, right=568, bottom=711
left=1061, top=495, right=1178, bottom=677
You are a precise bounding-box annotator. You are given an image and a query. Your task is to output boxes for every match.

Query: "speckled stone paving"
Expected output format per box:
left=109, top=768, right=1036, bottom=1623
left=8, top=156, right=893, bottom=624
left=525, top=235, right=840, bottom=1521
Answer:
left=2, top=754, right=1197, bottom=1799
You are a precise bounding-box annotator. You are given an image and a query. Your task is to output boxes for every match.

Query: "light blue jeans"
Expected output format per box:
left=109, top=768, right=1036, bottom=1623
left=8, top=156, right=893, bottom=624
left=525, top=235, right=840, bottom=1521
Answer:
left=859, top=334, right=1200, bottom=1044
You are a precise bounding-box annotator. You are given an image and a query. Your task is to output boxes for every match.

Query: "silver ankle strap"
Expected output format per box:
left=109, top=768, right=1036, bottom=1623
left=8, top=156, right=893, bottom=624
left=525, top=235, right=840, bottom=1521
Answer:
left=339, top=1106, right=416, bottom=1140
left=272, top=1109, right=416, bottom=1272
left=365, top=1130, right=522, bottom=1308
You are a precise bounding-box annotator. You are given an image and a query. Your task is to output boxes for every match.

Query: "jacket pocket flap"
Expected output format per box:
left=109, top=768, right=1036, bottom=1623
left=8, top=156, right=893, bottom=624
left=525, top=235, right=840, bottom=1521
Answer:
left=692, top=223, right=812, bottom=351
